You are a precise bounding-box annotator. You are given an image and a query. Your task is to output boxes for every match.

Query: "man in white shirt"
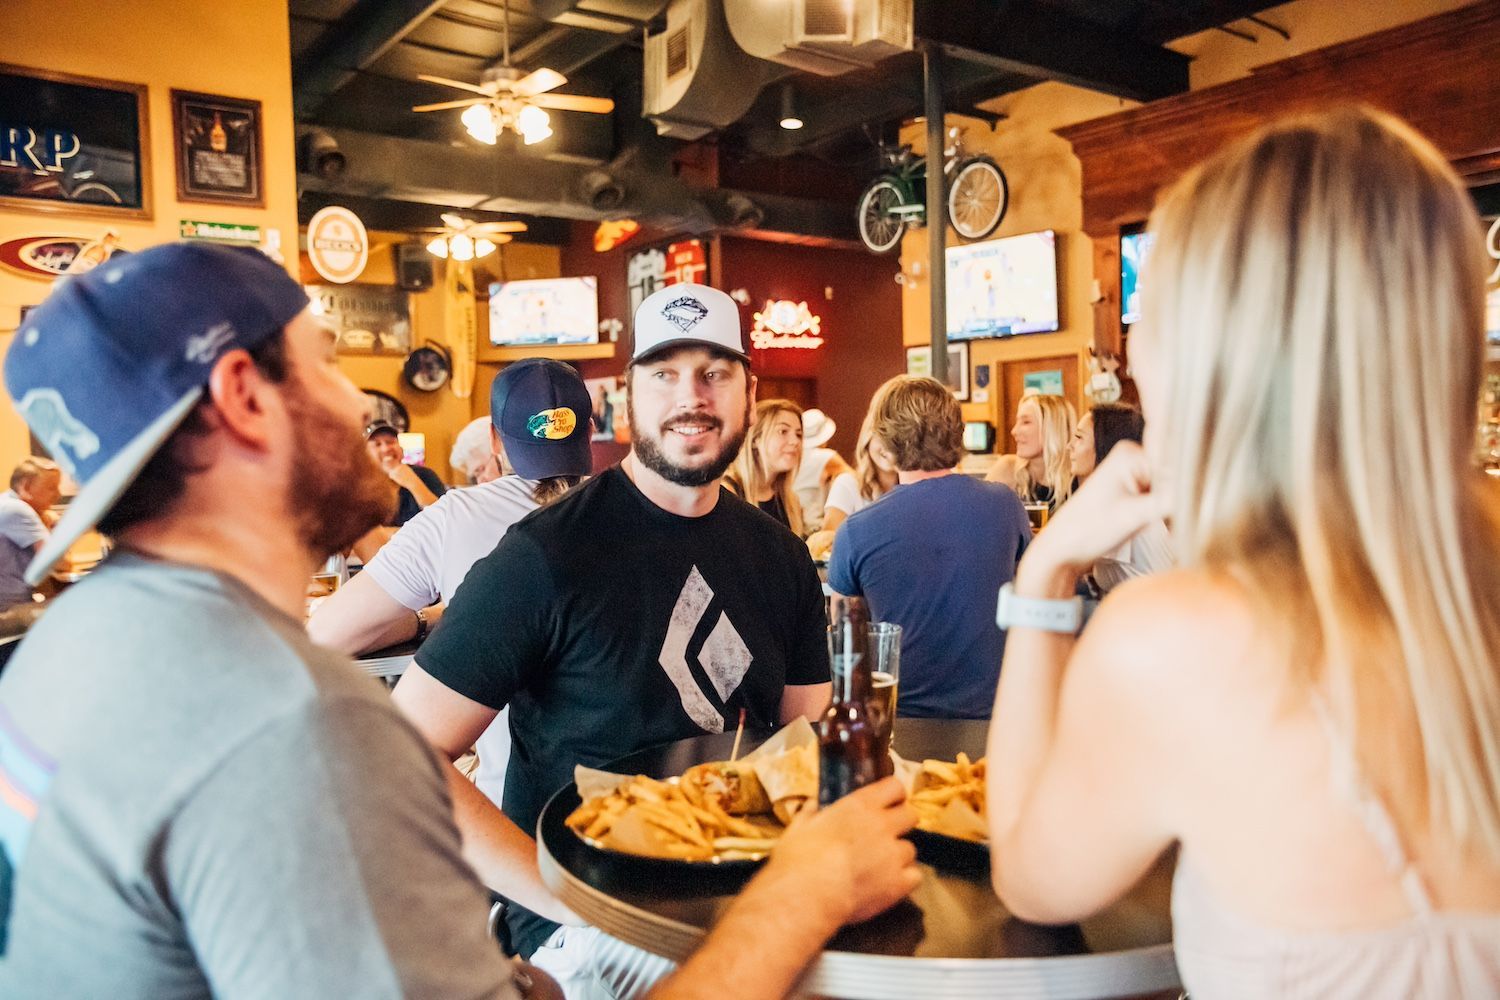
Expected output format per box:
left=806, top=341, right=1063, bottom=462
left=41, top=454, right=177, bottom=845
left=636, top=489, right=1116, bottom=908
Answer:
left=0, top=458, right=61, bottom=608
left=308, top=358, right=593, bottom=803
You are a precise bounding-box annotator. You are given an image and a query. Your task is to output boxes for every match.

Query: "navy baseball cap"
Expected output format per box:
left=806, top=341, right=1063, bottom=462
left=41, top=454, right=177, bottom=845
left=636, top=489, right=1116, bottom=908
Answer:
left=490, top=359, right=592, bottom=481
left=4, top=242, right=309, bottom=584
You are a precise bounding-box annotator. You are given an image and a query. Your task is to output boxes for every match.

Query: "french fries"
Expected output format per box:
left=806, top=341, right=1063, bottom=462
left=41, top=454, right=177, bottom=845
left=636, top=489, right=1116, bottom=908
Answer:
left=910, top=752, right=989, bottom=843
left=567, top=768, right=795, bottom=862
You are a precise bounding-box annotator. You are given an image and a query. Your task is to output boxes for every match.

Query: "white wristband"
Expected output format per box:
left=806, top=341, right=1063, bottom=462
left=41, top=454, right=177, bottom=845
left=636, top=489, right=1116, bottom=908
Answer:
left=996, top=582, right=1083, bottom=634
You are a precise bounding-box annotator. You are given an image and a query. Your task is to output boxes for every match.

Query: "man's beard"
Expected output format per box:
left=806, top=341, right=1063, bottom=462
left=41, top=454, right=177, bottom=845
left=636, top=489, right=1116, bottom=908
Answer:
left=282, top=378, right=397, bottom=559
left=629, top=397, right=750, bottom=487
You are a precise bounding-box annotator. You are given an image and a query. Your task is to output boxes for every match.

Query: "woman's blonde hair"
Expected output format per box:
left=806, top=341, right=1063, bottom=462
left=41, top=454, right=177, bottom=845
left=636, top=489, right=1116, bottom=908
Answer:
left=854, top=380, right=900, bottom=502
left=724, top=399, right=805, bottom=535
left=1140, top=106, right=1500, bottom=857
left=1015, top=394, right=1076, bottom=505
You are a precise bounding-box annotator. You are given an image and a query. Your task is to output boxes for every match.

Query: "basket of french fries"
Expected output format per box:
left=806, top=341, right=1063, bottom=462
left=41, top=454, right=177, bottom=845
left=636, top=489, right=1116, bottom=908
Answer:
left=899, top=751, right=990, bottom=872
left=559, top=720, right=819, bottom=872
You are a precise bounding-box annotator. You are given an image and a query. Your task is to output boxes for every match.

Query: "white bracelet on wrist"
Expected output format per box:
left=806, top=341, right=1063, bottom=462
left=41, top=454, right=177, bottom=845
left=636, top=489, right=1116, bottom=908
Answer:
left=996, top=582, right=1083, bottom=635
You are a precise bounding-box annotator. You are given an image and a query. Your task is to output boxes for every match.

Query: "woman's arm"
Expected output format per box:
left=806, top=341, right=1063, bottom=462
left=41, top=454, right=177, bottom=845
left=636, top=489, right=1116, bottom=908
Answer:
left=987, top=444, right=1180, bottom=922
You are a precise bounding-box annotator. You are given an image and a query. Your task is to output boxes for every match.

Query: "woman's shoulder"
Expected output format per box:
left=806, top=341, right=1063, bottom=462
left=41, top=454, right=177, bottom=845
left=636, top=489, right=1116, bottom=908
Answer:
left=985, top=454, right=1027, bottom=489
left=1076, top=568, right=1265, bottom=702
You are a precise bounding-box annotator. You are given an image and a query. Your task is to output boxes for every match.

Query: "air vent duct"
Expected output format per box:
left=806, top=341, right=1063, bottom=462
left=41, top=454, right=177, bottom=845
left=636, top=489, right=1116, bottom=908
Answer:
left=644, top=0, right=776, bottom=140
left=725, top=0, right=913, bottom=76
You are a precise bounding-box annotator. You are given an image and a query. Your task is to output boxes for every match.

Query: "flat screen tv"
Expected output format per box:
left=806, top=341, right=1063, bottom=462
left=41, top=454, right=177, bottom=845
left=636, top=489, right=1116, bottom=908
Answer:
left=963, top=420, right=995, bottom=454
left=1121, top=228, right=1156, bottom=327
left=946, top=230, right=1059, bottom=341
left=489, top=276, right=599, bottom=347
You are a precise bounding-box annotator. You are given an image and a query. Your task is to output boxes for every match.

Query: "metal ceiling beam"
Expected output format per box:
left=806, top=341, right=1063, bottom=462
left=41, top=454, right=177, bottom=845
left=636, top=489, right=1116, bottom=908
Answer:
left=296, top=126, right=858, bottom=242
left=294, top=0, right=447, bottom=118
left=913, top=0, right=1190, bottom=103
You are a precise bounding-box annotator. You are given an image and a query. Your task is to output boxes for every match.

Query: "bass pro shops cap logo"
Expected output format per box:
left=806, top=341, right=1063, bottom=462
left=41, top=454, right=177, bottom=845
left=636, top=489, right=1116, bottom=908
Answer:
left=526, top=406, right=577, bottom=441
left=661, top=296, right=709, bottom=334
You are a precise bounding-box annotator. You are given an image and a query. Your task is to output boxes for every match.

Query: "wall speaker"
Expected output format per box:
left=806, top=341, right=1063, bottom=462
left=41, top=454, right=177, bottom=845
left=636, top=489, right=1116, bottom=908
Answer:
left=396, top=243, right=434, bottom=292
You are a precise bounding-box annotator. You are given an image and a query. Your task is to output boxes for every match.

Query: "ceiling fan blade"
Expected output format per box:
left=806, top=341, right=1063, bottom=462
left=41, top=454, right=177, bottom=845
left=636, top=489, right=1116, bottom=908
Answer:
left=511, top=67, right=567, bottom=98
left=411, top=98, right=488, bottom=112
left=528, top=93, right=615, bottom=114
left=440, top=213, right=468, bottom=230
left=467, top=221, right=529, bottom=235
left=417, top=73, right=494, bottom=96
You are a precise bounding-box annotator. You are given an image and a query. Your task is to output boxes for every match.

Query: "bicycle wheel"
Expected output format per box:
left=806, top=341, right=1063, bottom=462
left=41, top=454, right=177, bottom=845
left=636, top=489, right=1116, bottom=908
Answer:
left=948, top=156, right=1008, bottom=241
left=857, top=177, right=909, bottom=254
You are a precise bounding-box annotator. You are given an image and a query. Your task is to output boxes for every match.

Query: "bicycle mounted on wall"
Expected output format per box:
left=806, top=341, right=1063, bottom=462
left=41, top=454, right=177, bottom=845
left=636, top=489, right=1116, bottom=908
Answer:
left=856, top=127, right=1008, bottom=255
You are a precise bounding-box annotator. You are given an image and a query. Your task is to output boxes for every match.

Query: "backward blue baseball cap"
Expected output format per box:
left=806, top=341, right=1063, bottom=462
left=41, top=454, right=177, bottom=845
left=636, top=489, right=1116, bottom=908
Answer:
left=490, top=358, right=592, bottom=481
left=5, top=242, right=308, bottom=584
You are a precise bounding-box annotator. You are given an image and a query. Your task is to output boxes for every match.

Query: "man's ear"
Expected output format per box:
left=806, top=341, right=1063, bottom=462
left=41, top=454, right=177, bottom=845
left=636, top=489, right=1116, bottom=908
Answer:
left=747, top=372, right=758, bottom=406
left=204, top=349, right=275, bottom=450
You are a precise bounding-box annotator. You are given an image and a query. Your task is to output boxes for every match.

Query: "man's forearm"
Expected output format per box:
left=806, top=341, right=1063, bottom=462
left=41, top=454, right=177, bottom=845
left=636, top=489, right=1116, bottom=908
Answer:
left=650, top=858, right=841, bottom=1000
left=445, top=764, right=579, bottom=925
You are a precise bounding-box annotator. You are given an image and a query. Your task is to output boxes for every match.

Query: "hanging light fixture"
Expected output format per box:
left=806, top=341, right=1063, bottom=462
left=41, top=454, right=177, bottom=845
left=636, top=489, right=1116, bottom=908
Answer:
left=426, top=236, right=450, bottom=259
left=516, top=104, right=552, bottom=144
left=778, top=83, right=803, bottom=131
left=461, top=103, right=499, bottom=145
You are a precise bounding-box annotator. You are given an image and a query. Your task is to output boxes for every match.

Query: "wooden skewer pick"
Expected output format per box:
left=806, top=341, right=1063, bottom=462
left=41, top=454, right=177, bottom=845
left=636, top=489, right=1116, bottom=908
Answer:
left=730, top=708, right=747, bottom=763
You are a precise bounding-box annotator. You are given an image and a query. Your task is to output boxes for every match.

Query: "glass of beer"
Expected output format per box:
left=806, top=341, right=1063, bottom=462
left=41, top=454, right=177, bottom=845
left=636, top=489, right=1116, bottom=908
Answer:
left=1024, top=502, right=1051, bottom=533
left=867, top=622, right=901, bottom=750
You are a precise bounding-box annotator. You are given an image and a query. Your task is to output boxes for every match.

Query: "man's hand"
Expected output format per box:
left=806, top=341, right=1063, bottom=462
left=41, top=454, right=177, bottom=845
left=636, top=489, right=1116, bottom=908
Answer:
left=764, top=776, right=920, bottom=926
left=384, top=460, right=424, bottom=493
left=649, top=777, right=919, bottom=1000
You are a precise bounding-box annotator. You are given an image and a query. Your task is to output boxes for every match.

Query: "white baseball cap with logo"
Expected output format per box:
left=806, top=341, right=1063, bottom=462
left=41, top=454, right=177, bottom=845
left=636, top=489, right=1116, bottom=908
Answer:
left=631, top=283, right=750, bottom=366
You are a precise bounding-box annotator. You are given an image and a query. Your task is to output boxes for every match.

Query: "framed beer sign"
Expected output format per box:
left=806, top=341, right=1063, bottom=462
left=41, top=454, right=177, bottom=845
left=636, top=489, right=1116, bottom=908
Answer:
left=171, top=90, right=263, bottom=207
left=0, top=64, right=151, bottom=218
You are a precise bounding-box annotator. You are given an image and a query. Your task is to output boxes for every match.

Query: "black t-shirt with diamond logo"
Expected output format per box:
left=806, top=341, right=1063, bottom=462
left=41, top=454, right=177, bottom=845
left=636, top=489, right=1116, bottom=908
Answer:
left=414, top=465, right=829, bottom=956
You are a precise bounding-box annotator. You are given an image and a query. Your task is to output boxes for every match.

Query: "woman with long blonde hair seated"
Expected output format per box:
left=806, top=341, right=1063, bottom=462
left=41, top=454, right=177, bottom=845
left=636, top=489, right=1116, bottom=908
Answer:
left=806, top=383, right=902, bottom=561
left=988, top=107, right=1500, bottom=997
left=986, top=393, right=1076, bottom=510
left=724, top=399, right=806, bottom=535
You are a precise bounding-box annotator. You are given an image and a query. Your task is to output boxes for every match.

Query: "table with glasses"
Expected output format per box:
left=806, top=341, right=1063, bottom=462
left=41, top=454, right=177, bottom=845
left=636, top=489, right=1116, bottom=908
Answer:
left=538, top=718, right=1180, bottom=1000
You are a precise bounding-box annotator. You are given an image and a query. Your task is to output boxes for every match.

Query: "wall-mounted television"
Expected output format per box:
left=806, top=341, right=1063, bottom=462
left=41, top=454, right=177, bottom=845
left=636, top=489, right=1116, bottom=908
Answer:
left=489, top=276, right=599, bottom=347
left=1121, top=227, right=1156, bottom=326
left=946, top=230, right=1059, bottom=341
left=963, top=420, right=995, bottom=454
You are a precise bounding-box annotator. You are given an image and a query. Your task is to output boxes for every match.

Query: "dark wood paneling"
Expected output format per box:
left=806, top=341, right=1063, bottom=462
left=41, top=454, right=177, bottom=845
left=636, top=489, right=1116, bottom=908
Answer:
left=1060, top=3, right=1500, bottom=238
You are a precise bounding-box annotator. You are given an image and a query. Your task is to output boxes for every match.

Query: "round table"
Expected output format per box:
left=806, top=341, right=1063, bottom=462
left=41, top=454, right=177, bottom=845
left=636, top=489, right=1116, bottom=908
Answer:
left=538, top=718, right=1180, bottom=999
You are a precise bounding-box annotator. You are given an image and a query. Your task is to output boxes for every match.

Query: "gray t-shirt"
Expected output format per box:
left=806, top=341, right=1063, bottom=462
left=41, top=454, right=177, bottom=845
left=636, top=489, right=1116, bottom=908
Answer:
left=0, top=554, right=516, bottom=999
left=0, top=492, right=46, bottom=608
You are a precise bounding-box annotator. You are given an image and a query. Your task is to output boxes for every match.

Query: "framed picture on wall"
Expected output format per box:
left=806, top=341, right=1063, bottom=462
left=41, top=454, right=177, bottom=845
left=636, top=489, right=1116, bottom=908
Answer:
left=906, top=342, right=970, bottom=401
left=0, top=63, right=151, bottom=218
left=171, top=89, right=263, bottom=206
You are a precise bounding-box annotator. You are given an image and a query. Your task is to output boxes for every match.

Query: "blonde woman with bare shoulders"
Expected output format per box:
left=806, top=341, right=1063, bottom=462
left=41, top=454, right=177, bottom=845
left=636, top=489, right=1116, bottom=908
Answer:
left=986, top=393, right=1075, bottom=510
left=988, top=107, right=1500, bottom=999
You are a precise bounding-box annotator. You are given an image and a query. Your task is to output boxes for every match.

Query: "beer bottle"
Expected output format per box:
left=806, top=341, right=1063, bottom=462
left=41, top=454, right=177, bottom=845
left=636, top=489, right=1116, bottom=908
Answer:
left=818, top=596, right=893, bottom=806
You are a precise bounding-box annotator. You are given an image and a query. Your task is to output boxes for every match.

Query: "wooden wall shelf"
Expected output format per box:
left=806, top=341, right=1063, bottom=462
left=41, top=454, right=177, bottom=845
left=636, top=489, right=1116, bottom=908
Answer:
left=477, top=343, right=618, bottom=363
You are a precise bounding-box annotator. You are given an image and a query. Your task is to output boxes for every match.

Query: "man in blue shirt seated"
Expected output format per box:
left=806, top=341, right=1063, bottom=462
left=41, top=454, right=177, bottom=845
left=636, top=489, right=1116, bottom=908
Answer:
left=828, top=376, right=1032, bottom=719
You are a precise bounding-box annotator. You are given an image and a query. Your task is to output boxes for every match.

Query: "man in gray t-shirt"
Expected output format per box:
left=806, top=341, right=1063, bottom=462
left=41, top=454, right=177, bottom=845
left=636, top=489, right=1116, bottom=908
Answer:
left=0, top=245, right=515, bottom=998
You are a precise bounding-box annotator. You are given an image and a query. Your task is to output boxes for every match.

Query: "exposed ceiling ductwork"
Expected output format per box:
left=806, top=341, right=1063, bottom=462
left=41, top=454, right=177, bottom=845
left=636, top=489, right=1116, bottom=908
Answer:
left=724, top=0, right=912, bottom=76
left=296, top=125, right=859, bottom=243
left=643, top=0, right=780, bottom=139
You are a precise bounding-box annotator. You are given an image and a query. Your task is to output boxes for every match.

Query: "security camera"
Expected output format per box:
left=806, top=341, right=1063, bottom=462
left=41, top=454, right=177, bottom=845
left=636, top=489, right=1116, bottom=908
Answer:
left=299, top=129, right=346, bottom=181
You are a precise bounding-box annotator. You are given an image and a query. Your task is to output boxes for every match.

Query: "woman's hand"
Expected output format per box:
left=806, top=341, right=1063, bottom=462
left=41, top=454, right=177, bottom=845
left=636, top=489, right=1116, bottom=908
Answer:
left=1018, top=442, right=1163, bottom=595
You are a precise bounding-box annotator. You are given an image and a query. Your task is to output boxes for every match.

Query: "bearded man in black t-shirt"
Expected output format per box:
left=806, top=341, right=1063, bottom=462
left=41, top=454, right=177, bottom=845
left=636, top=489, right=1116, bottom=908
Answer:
left=392, top=283, right=836, bottom=994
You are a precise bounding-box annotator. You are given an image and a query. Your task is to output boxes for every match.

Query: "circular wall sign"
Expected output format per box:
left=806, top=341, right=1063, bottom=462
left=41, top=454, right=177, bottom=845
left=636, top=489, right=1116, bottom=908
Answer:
left=307, top=206, right=368, bottom=284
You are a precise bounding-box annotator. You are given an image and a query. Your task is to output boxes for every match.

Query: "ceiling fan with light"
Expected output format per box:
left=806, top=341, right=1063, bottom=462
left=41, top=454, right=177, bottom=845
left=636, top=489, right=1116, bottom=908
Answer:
left=411, top=0, right=614, bottom=146
left=422, top=212, right=527, bottom=261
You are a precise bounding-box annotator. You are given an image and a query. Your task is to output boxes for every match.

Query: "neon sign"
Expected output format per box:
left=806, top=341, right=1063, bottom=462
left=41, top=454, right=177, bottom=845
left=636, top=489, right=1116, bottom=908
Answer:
left=751, top=299, right=824, bottom=350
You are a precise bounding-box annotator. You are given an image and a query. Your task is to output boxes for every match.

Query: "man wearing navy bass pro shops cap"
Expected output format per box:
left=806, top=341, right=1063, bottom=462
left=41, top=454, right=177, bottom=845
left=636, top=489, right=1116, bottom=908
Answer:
left=393, top=283, right=919, bottom=998
left=0, top=243, right=522, bottom=998
left=309, top=357, right=595, bottom=808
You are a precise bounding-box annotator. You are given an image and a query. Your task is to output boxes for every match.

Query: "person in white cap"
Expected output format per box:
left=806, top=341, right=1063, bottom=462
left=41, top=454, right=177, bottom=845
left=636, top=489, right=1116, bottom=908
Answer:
left=391, top=283, right=917, bottom=998
left=791, top=407, right=850, bottom=533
